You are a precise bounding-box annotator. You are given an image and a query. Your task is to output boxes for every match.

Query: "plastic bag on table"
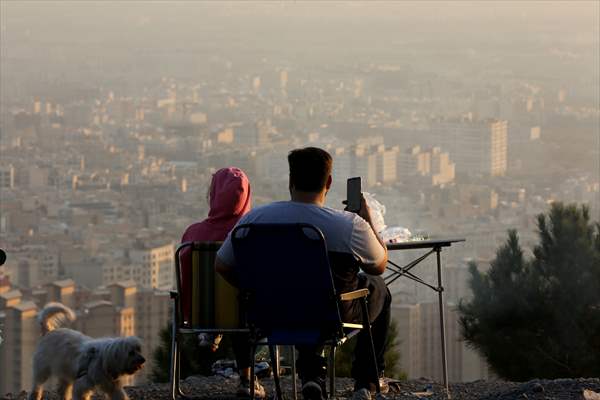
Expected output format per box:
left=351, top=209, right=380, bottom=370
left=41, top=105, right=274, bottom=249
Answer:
left=381, top=226, right=413, bottom=243
left=363, top=192, right=386, bottom=233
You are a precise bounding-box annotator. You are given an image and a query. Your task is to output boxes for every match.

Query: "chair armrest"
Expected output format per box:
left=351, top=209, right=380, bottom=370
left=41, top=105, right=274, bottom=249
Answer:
left=170, top=290, right=178, bottom=300
left=339, top=288, right=369, bottom=301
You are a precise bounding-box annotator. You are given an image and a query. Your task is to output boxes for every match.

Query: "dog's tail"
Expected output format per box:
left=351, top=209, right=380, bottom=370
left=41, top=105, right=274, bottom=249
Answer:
left=38, top=302, right=76, bottom=335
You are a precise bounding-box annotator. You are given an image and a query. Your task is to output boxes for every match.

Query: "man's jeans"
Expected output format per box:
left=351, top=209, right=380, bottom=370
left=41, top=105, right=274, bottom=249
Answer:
left=296, top=274, right=392, bottom=391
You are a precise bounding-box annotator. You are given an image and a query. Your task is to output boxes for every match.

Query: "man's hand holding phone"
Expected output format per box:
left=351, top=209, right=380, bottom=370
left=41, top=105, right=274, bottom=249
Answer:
left=345, top=177, right=362, bottom=212
left=345, top=177, right=373, bottom=223
left=344, top=176, right=388, bottom=274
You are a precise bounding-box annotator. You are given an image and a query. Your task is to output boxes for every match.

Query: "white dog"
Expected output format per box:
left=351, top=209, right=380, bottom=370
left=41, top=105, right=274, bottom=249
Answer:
left=29, top=302, right=145, bottom=400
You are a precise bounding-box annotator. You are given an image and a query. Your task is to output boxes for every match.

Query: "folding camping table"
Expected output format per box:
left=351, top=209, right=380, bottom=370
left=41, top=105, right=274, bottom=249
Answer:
left=385, top=238, right=465, bottom=398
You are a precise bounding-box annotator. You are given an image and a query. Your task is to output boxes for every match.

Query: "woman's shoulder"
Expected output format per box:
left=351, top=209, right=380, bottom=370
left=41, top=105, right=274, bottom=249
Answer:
left=181, top=220, right=208, bottom=242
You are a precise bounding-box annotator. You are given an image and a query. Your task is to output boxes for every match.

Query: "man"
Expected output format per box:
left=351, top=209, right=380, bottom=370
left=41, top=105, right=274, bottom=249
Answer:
left=215, top=147, right=391, bottom=400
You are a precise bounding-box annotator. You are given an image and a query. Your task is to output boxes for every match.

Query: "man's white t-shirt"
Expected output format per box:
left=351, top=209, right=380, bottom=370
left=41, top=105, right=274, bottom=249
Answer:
left=216, top=201, right=386, bottom=269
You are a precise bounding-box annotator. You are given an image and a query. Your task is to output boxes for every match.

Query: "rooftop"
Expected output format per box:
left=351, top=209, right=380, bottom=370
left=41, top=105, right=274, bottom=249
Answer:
left=0, top=290, right=22, bottom=300
left=48, top=279, right=76, bottom=288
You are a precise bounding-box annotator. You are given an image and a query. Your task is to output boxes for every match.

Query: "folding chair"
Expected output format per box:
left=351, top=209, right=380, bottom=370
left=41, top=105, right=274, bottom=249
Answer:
left=170, top=241, right=246, bottom=399
left=231, top=223, right=381, bottom=400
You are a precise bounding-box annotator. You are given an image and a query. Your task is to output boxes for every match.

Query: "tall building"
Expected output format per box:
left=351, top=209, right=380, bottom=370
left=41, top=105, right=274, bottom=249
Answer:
left=393, top=304, right=422, bottom=377
left=0, top=288, right=22, bottom=309
left=330, top=147, right=352, bottom=197
left=489, top=121, right=508, bottom=177
left=430, top=147, right=456, bottom=186
left=0, top=165, right=15, bottom=189
left=431, top=120, right=508, bottom=177
left=397, top=146, right=421, bottom=181
left=391, top=302, right=492, bottom=382
left=134, top=288, right=171, bottom=382
left=129, top=241, right=174, bottom=290
left=76, top=300, right=135, bottom=338
left=352, top=145, right=378, bottom=188
left=46, top=279, right=76, bottom=309
left=377, top=145, right=399, bottom=185
left=0, top=301, right=38, bottom=394
left=11, top=246, right=60, bottom=288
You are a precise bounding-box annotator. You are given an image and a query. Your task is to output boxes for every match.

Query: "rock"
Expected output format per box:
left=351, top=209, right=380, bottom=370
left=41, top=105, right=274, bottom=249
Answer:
left=183, top=375, right=209, bottom=386
left=532, top=383, right=545, bottom=393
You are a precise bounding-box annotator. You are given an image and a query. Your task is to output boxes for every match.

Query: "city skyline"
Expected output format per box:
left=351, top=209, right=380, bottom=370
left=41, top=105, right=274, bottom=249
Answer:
left=0, top=0, right=598, bottom=391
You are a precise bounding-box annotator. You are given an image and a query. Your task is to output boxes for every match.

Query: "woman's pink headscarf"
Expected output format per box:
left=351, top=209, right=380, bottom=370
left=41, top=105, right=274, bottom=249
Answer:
left=182, top=167, right=252, bottom=243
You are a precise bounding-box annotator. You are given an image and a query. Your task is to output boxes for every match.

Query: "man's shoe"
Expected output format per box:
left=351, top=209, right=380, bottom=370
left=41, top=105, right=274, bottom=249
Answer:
left=378, top=377, right=390, bottom=394
left=352, top=377, right=389, bottom=400
left=351, top=388, right=372, bottom=400
left=237, top=379, right=266, bottom=399
left=301, top=380, right=325, bottom=400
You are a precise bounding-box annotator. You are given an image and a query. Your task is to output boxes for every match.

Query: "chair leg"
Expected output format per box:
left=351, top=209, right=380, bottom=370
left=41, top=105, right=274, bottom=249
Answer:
left=291, top=346, right=297, bottom=400
left=176, top=347, right=188, bottom=397
left=360, top=298, right=380, bottom=394
left=329, top=346, right=336, bottom=399
left=270, top=345, right=283, bottom=400
left=169, top=329, right=178, bottom=400
left=250, top=344, right=257, bottom=400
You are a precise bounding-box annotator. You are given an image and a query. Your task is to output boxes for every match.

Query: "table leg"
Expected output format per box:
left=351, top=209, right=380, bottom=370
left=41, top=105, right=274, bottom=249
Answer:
left=291, top=347, right=297, bottom=400
left=436, top=248, right=450, bottom=399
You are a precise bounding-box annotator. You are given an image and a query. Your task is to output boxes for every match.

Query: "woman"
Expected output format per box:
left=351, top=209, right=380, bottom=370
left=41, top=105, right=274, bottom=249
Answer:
left=181, top=167, right=265, bottom=398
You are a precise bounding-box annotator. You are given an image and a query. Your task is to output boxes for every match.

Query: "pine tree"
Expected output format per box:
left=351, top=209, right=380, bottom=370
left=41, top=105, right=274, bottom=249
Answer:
left=459, top=203, right=600, bottom=380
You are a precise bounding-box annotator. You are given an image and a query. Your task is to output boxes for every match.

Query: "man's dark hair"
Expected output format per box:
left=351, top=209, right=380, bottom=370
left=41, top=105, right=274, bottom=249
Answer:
left=288, top=147, right=333, bottom=192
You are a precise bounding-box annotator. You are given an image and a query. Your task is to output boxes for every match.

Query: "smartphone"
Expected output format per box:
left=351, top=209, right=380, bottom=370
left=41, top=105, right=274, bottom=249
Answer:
left=346, top=177, right=362, bottom=213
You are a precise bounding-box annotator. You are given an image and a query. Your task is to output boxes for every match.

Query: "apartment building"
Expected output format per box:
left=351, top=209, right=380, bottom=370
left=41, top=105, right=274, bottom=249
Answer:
left=0, top=164, right=15, bottom=189
left=0, top=301, right=38, bottom=394
left=377, top=145, right=399, bottom=185
left=431, top=119, right=508, bottom=178
left=392, top=302, right=492, bottom=383
left=397, top=145, right=455, bottom=186
left=0, top=279, right=171, bottom=391
left=9, top=246, right=60, bottom=288
left=129, top=241, right=174, bottom=290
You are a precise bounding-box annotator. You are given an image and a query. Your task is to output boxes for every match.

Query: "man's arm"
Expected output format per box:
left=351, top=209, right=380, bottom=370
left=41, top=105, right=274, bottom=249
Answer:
left=215, top=256, right=239, bottom=287
left=355, top=195, right=388, bottom=275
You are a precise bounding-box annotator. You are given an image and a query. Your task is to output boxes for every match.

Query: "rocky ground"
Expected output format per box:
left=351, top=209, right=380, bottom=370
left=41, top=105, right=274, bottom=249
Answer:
left=4, top=376, right=600, bottom=400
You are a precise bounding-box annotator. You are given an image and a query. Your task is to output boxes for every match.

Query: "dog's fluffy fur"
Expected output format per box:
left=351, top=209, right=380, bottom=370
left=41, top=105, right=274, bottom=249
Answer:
left=29, top=302, right=145, bottom=400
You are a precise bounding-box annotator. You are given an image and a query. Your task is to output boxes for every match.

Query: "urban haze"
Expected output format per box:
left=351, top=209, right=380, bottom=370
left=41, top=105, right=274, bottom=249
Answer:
left=0, top=0, right=599, bottom=390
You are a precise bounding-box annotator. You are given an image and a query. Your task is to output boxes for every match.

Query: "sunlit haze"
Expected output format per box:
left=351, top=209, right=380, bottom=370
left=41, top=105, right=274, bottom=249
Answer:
left=0, top=0, right=599, bottom=391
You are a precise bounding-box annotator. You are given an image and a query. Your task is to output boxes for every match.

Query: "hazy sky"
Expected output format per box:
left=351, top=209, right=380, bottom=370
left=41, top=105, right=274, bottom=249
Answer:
left=2, top=1, right=598, bottom=39
left=1, top=1, right=598, bottom=97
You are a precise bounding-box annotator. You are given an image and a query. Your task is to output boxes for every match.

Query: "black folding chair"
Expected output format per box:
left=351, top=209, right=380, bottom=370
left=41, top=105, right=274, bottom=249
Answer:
left=170, top=241, right=247, bottom=399
left=231, top=223, right=381, bottom=399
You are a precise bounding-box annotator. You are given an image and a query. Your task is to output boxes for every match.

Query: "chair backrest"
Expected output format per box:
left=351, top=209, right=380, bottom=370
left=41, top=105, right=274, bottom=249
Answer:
left=175, top=241, right=240, bottom=329
left=231, top=223, right=343, bottom=344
